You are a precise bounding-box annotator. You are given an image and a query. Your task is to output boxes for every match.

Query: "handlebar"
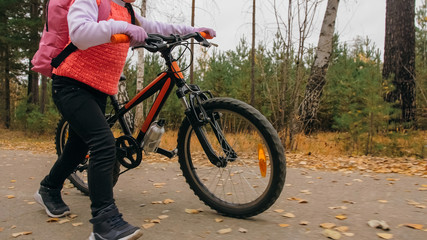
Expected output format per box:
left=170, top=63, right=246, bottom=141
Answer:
left=110, top=32, right=216, bottom=52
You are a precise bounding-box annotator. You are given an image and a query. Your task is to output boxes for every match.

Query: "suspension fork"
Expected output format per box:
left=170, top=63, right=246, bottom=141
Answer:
left=178, top=87, right=237, bottom=167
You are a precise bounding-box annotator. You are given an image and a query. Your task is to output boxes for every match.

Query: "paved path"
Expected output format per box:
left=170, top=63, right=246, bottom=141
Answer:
left=0, top=149, right=426, bottom=239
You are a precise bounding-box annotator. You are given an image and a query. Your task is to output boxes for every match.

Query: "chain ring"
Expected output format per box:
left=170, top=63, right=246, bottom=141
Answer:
left=115, top=135, right=142, bottom=169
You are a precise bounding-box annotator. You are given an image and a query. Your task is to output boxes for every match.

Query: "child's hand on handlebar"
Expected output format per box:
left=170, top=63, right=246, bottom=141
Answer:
left=194, top=27, right=216, bottom=39
left=124, top=24, right=148, bottom=46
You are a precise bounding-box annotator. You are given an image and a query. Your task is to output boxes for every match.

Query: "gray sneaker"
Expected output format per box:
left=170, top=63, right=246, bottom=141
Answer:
left=89, top=204, right=142, bottom=240
left=34, top=185, right=70, bottom=217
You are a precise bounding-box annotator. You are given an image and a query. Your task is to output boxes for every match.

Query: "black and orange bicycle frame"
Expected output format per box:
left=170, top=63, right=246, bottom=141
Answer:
left=108, top=61, right=181, bottom=147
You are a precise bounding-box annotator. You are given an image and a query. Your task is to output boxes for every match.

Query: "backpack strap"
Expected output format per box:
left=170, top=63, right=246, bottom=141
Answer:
left=51, top=0, right=111, bottom=68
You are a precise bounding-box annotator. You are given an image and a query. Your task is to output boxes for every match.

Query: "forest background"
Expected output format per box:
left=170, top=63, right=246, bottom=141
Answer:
left=0, top=0, right=426, bottom=159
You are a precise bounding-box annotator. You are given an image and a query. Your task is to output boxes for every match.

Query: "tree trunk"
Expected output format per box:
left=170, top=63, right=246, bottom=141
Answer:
left=383, top=0, right=416, bottom=124
left=40, top=76, right=47, bottom=113
left=28, top=0, right=41, bottom=106
left=250, top=0, right=256, bottom=106
left=134, top=0, right=147, bottom=133
left=4, top=47, right=11, bottom=128
left=190, top=0, right=195, bottom=84
left=299, top=0, right=339, bottom=133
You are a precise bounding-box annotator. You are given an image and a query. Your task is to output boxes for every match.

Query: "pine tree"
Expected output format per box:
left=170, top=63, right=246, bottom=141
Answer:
left=383, top=0, right=416, bottom=124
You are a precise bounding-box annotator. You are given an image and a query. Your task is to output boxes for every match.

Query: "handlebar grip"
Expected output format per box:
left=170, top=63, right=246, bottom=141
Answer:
left=111, top=34, right=130, bottom=43
left=199, top=32, right=214, bottom=40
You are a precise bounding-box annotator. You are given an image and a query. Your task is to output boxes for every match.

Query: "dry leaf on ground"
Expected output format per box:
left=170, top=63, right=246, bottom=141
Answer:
left=238, top=227, right=248, bottom=233
left=142, top=223, right=155, bottom=229
left=283, top=213, right=296, bottom=218
left=11, top=231, right=32, bottom=238
left=72, top=222, right=83, bottom=227
left=215, top=218, right=223, bottom=223
left=335, top=214, right=347, bottom=220
left=322, top=229, right=341, bottom=240
left=377, top=233, right=393, bottom=239
left=401, top=223, right=423, bottom=230
left=320, top=223, right=336, bottom=229
left=335, top=226, right=349, bottom=232
left=278, top=224, right=290, bottom=228
left=185, top=208, right=201, bottom=214
left=46, top=218, right=59, bottom=223
left=163, top=199, right=175, bottom=204
left=217, top=228, right=232, bottom=234
left=368, top=220, right=390, bottom=230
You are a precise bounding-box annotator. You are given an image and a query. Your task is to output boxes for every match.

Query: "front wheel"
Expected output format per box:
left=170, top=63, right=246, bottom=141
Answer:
left=177, top=97, right=286, bottom=218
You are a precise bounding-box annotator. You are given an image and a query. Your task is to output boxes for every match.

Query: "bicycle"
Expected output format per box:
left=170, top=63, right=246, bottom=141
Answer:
left=55, top=32, right=286, bottom=218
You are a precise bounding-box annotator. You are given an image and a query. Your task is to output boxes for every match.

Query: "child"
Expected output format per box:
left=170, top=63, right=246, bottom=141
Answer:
left=33, top=0, right=215, bottom=239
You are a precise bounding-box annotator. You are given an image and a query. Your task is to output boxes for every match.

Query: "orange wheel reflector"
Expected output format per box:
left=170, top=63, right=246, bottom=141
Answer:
left=258, top=143, right=267, bottom=178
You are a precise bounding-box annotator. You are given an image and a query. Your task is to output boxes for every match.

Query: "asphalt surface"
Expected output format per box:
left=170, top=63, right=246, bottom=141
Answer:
left=0, top=149, right=426, bottom=240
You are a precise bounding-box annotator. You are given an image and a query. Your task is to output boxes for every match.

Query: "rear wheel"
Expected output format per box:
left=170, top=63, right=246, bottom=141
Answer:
left=177, top=97, right=286, bottom=218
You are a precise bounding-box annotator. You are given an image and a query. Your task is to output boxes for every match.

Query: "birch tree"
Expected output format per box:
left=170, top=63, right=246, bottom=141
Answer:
left=133, top=0, right=147, bottom=132
left=299, top=0, right=339, bottom=133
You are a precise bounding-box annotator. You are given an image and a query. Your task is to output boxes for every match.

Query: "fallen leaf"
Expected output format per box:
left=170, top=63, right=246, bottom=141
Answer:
left=287, top=197, right=303, bottom=201
left=158, top=215, right=169, bottom=220
left=407, top=200, right=420, bottom=205
left=300, top=189, right=311, bottom=194
left=273, top=209, right=285, bottom=213
left=322, top=229, right=341, bottom=239
left=58, top=219, right=70, bottom=224
left=10, top=180, right=16, bottom=183
left=402, top=223, right=423, bottom=230
left=217, top=228, right=232, bottom=234
left=282, top=213, right=296, bottom=218
left=0, top=227, right=3, bottom=232
left=335, top=226, right=349, bottom=232
left=378, top=200, right=388, bottom=203
left=153, top=183, right=166, bottom=188
left=335, top=214, right=347, bottom=220
left=278, top=224, right=290, bottom=228
left=150, top=219, right=161, bottom=223
left=163, top=199, right=175, bottom=204
left=215, top=218, right=223, bottom=223
left=142, top=223, right=155, bottom=229
left=238, top=227, right=248, bottom=233
left=46, top=218, right=59, bottom=223
left=72, top=222, right=83, bottom=227
left=68, top=214, right=78, bottom=219
left=299, top=221, right=309, bottom=225
left=329, top=206, right=347, bottom=210
left=11, top=231, right=32, bottom=238
left=368, top=220, right=390, bottom=230
left=8, top=186, right=15, bottom=189
left=353, top=179, right=363, bottom=182
left=6, top=195, right=15, bottom=199
left=185, top=209, right=200, bottom=214
left=320, top=223, right=336, bottom=229
left=418, top=188, right=427, bottom=191
left=151, top=201, right=162, bottom=204
left=343, top=232, right=355, bottom=237
left=386, top=178, right=399, bottom=181
left=27, top=201, right=36, bottom=205
left=299, top=199, right=308, bottom=204
left=377, top=233, right=393, bottom=239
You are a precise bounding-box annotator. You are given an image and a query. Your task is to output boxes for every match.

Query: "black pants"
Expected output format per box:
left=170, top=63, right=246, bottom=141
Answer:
left=41, top=75, right=115, bottom=216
